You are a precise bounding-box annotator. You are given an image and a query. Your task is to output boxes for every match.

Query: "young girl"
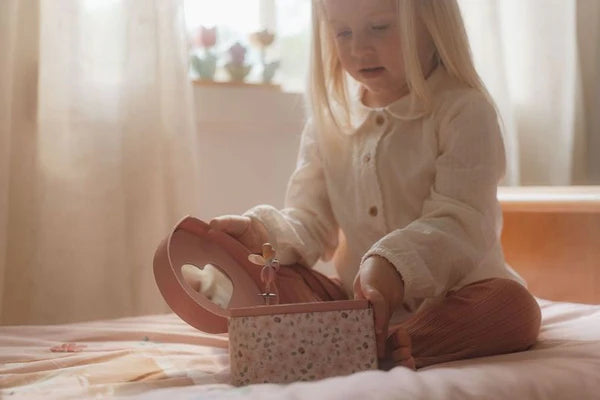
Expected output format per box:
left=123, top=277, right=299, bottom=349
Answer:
left=210, top=0, right=541, bottom=369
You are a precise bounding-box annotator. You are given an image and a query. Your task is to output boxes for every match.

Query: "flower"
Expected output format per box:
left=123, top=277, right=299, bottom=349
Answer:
left=190, top=52, right=217, bottom=80
left=305, top=346, right=322, bottom=362
left=195, top=26, right=217, bottom=49
left=225, top=42, right=252, bottom=82
left=250, top=29, right=276, bottom=48
left=262, top=60, right=280, bottom=83
left=228, top=42, right=247, bottom=66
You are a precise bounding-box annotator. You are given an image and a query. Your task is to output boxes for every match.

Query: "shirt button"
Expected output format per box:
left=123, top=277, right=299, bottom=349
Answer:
left=368, top=206, right=378, bottom=217
left=375, top=114, right=385, bottom=126
left=363, top=153, right=371, bottom=163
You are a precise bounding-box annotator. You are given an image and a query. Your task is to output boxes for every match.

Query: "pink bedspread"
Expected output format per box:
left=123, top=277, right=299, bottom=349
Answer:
left=1, top=299, right=599, bottom=399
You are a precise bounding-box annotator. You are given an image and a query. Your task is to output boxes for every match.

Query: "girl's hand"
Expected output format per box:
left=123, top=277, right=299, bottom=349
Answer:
left=353, top=255, right=405, bottom=359
left=208, top=215, right=268, bottom=254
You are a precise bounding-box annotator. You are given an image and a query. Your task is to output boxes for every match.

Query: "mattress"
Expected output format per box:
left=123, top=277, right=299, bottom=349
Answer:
left=1, top=299, right=598, bottom=399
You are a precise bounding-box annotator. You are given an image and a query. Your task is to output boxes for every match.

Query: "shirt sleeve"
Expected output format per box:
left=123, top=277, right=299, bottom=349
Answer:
left=243, top=120, right=339, bottom=267
left=362, top=92, right=506, bottom=306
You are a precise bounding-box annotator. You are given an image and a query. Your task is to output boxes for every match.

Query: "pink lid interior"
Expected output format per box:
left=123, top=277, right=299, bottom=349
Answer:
left=153, top=216, right=264, bottom=333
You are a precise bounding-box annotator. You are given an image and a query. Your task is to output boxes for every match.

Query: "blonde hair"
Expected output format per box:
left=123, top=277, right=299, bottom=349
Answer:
left=308, top=0, right=492, bottom=136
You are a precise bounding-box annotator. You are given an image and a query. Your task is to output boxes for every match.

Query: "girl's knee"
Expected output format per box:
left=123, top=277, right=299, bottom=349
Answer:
left=492, top=279, right=542, bottom=347
left=460, top=278, right=541, bottom=348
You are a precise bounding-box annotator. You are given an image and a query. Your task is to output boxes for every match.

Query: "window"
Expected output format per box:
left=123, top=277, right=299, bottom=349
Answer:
left=184, top=0, right=311, bottom=92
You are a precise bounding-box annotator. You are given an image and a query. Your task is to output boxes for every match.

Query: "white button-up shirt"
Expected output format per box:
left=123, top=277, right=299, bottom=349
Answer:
left=245, top=66, right=524, bottom=311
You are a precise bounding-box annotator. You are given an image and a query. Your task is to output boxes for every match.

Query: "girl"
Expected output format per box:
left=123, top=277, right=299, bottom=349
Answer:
left=210, top=0, right=541, bottom=369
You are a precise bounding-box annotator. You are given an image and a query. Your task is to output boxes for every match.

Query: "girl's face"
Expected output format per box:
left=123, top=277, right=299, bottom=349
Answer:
left=323, top=0, right=422, bottom=107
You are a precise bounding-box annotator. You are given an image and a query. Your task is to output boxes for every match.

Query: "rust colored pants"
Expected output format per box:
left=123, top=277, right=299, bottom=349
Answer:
left=276, top=265, right=542, bottom=369
left=400, top=278, right=542, bottom=368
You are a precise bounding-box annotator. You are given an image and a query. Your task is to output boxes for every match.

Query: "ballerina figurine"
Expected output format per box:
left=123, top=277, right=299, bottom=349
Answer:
left=248, top=243, right=280, bottom=305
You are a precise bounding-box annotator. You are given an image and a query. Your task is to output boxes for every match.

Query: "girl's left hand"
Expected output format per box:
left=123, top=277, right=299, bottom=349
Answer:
left=353, top=256, right=405, bottom=359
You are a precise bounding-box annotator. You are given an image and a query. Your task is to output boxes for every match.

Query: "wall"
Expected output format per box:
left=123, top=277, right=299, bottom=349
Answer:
left=193, top=84, right=306, bottom=220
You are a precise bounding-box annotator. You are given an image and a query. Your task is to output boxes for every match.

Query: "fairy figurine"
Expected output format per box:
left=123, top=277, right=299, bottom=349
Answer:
left=248, top=243, right=280, bottom=305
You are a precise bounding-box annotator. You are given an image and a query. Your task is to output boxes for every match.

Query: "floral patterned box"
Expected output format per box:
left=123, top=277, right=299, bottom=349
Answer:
left=228, top=300, right=378, bottom=386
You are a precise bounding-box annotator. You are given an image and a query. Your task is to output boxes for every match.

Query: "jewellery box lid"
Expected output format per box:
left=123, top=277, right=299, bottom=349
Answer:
left=153, top=216, right=264, bottom=334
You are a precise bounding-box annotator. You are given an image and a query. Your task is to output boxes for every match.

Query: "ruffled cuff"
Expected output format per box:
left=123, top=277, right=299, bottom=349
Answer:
left=243, top=205, right=300, bottom=265
left=361, top=240, right=431, bottom=312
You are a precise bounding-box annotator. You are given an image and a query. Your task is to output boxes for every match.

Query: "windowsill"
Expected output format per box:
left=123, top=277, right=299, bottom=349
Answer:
left=192, top=79, right=283, bottom=92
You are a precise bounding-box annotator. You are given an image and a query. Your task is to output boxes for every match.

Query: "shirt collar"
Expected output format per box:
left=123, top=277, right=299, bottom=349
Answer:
left=354, top=64, right=448, bottom=127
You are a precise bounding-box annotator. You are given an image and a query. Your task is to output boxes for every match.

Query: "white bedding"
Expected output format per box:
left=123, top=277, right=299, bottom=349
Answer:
left=1, top=299, right=599, bottom=399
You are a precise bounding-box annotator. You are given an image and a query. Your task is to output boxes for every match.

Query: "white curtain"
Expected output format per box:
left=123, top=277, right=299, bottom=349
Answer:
left=0, top=0, right=201, bottom=324
left=459, top=0, right=600, bottom=185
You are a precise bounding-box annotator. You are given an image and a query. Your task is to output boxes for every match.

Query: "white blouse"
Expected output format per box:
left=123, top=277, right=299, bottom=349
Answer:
left=245, top=66, right=524, bottom=311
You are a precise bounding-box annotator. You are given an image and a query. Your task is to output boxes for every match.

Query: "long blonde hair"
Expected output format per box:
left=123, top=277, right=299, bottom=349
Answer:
left=308, top=0, right=492, bottom=136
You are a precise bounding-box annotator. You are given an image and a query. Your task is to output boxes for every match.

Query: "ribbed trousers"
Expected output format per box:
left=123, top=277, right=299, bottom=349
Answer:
left=401, top=278, right=542, bottom=368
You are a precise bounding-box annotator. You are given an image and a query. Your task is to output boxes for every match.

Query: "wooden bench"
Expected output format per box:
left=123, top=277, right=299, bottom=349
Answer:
left=499, top=186, right=600, bottom=304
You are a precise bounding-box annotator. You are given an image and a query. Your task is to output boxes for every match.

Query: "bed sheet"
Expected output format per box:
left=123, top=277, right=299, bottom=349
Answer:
left=1, top=299, right=599, bottom=400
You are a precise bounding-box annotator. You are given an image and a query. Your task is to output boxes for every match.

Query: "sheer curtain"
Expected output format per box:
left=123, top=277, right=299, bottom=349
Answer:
left=0, top=0, right=201, bottom=324
left=459, top=0, right=600, bottom=185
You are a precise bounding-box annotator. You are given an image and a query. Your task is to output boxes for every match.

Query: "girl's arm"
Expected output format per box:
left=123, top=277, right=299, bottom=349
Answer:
left=362, top=92, right=506, bottom=308
left=243, top=120, right=339, bottom=267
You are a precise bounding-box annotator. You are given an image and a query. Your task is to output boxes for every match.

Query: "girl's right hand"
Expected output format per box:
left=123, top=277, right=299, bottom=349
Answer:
left=208, top=215, right=268, bottom=254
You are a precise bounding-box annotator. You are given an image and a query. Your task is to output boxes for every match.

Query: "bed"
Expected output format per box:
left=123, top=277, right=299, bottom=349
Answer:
left=1, top=186, right=599, bottom=400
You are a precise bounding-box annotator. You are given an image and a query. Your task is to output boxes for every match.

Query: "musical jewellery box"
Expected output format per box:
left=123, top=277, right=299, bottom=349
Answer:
left=153, top=216, right=378, bottom=385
